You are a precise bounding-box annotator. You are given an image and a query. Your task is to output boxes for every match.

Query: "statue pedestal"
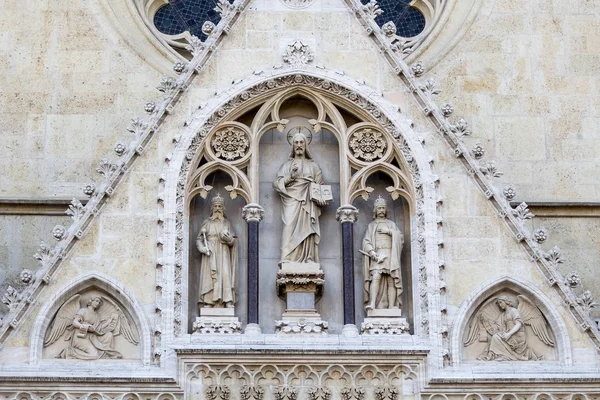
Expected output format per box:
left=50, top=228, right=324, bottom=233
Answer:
left=361, top=309, right=410, bottom=335
left=275, top=262, right=327, bottom=335
left=192, top=307, right=241, bottom=334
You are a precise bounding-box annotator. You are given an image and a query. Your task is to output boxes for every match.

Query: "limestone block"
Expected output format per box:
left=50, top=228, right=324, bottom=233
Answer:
left=494, top=117, right=546, bottom=160
left=246, top=11, right=283, bottom=31
left=445, top=217, right=499, bottom=239
left=322, top=51, right=379, bottom=88
left=57, top=10, right=109, bottom=51
left=55, top=91, right=118, bottom=114
left=131, top=172, right=160, bottom=215
left=449, top=238, right=500, bottom=261
left=316, top=31, right=349, bottom=52
left=47, top=113, right=98, bottom=158
left=0, top=91, right=51, bottom=114
left=217, top=50, right=277, bottom=90
left=458, top=75, right=499, bottom=94
left=491, top=95, right=522, bottom=116
left=221, top=25, right=248, bottom=51
left=283, top=12, right=315, bottom=31
left=313, top=12, right=349, bottom=33
left=247, top=31, right=272, bottom=50
left=100, top=215, right=157, bottom=259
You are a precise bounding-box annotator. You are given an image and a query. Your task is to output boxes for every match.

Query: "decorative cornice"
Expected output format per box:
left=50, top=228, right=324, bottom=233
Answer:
left=0, top=198, right=88, bottom=216
left=510, top=201, right=600, bottom=218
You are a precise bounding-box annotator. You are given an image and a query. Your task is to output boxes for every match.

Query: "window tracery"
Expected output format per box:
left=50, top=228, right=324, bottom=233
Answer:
left=361, top=0, right=426, bottom=38
left=153, top=0, right=221, bottom=39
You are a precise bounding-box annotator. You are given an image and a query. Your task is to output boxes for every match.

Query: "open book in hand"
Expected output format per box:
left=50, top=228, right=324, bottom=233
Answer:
left=310, top=183, right=333, bottom=204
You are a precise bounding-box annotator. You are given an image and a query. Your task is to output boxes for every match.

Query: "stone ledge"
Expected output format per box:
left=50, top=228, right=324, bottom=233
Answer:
left=509, top=201, right=600, bottom=217
left=0, top=198, right=87, bottom=216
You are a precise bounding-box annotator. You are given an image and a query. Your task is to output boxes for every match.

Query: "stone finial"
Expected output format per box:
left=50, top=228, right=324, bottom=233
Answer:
left=336, top=205, right=359, bottom=224
left=282, top=40, right=314, bottom=69
left=242, top=203, right=264, bottom=223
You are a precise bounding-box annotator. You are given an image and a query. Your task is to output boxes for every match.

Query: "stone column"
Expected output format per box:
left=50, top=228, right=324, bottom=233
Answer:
left=242, top=203, right=264, bottom=336
left=336, top=205, right=359, bottom=337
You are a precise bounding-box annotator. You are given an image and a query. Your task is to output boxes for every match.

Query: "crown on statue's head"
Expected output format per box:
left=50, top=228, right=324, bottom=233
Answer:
left=374, top=195, right=387, bottom=207
left=211, top=193, right=225, bottom=205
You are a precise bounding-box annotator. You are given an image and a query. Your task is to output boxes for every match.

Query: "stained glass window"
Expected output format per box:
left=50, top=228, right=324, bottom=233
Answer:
left=362, top=0, right=426, bottom=38
left=154, top=0, right=221, bottom=39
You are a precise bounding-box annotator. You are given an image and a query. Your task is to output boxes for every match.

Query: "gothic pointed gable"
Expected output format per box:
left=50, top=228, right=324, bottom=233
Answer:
left=1, top=0, right=600, bottom=397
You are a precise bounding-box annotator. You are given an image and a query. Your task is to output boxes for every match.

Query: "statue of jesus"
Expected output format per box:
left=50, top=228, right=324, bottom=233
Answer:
left=273, top=132, right=329, bottom=265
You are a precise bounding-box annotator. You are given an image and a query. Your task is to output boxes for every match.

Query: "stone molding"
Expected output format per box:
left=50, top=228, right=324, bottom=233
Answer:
left=0, top=198, right=88, bottom=216
left=342, top=0, right=600, bottom=353
left=28, top=273, right=153, bottom=365
left=0, top=392, right=183, bottom=400
left=509, top=202, right=600, bottom=218
left=450, top=276, right=573, bottom=367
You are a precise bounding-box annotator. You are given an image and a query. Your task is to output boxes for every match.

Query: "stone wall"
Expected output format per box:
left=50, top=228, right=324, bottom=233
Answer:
left=0, top=0, right=599, bottom=392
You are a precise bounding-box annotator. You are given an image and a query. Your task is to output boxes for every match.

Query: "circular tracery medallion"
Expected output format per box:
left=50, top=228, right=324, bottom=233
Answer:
left=211, top=127, right=250, bottom=161
left=349, top=128, right=387, bottom=162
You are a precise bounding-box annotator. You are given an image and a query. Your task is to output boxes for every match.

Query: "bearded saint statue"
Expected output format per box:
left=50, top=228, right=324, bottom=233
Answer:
left=273, top=132, right=329, bottom=265
left=196, top=193, right=238, bottom=308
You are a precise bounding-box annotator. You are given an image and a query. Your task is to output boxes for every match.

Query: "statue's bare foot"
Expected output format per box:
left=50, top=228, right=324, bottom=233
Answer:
left=226, top=302, right=234, bottom=308
left=366, top=304, right=374, bottom=311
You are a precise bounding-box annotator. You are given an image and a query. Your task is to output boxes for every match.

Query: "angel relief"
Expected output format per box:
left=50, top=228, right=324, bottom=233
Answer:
left=43, top=292, right=140, bottom=360
left=464, top=294, right=555, bottom=362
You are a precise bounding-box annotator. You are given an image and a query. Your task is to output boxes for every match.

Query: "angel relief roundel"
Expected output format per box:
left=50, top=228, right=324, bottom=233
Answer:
left=43, top=289, right=140, bottom=360
left=462, top=290, right=556, bottom=362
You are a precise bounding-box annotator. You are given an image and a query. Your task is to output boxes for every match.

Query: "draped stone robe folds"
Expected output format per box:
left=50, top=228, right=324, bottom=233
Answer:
left=197, top=218, right=238, bottom=306
left=479, top=307, right=542, bottom=361
left=60, top=308, right=122, bottom=360
left=362, top=218, right=404, bottom=309
left=274, top=158, right=324, bottom=264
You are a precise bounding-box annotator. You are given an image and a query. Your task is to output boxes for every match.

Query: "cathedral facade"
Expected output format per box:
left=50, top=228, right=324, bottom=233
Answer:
left=0, top=0, right=599, bottom=398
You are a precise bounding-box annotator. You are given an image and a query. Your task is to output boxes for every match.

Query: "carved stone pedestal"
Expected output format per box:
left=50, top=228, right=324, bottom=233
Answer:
left=361, top=309, right=409, bottom=335
left=193, top=308, right=241, bottom=334
left=275, top=262, right=327, bottom=335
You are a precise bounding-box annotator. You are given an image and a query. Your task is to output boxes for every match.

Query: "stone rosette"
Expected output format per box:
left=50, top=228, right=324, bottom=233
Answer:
left=211, top=126, right=250, bottom=161
left=349, top=128, right=387, bottom=162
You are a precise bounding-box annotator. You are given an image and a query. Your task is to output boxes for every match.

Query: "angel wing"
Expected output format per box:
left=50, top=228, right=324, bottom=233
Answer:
left=98, top=296, right=140, bottom=345
left=464, top=306, right=501, bottom=346
left=44, top=294, right=80, bottom=346
left=517, top=295, right=555, bottom=347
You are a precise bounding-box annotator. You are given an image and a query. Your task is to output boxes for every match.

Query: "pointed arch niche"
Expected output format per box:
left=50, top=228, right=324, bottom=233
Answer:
left=162, top=70, right=442, bottom=342
left=450, top=276, right=573, bottom=367
left=29, top=273, right=152, bottom=365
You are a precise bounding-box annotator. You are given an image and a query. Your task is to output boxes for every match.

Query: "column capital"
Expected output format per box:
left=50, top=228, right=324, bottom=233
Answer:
left=243, top=203, right=264, bottom=223
left=336, top=205, right=359, bottom=224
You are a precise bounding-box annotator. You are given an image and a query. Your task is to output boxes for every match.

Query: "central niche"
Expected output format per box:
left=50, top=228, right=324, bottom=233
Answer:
left=185, top=85, right=416, bottom=335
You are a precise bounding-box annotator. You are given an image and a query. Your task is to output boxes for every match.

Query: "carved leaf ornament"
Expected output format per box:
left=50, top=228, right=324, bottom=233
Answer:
left=349, top=128, right=387, bottom=161
left=211, top=127, right=250, bottom=160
